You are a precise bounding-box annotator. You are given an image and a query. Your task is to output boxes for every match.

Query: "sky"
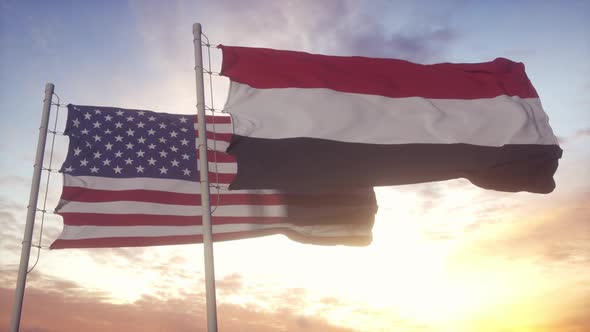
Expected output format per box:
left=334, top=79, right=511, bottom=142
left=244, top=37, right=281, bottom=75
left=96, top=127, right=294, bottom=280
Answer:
left=0, top=0, right=589, bottom=331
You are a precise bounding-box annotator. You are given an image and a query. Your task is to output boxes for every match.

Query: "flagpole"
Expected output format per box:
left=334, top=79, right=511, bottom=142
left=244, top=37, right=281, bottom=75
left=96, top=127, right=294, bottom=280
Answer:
left=10, top=83, right=55, bottom=332
left=192, top=23, right=218, bottom=332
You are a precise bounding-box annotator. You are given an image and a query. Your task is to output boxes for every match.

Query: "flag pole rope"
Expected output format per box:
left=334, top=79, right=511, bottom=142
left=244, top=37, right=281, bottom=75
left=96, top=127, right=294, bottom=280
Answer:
left=27, top=92, right=63, bottom=273
left=201, top=31, right=227, bottom=213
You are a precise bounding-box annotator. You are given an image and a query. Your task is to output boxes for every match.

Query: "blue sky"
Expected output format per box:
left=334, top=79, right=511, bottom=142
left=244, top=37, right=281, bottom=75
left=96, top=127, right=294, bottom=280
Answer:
left=1, top=1, right=589, bottom=331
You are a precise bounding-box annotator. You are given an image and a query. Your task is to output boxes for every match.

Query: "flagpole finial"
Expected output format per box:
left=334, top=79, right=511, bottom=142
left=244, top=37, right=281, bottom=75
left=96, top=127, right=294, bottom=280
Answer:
left=193, top=23, right=201, bottom=34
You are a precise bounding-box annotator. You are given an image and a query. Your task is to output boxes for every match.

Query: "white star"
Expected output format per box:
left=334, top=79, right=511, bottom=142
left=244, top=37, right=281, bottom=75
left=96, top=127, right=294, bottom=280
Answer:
left=114, top=151, right=123, bottom=158
left=159, top=150, right=168, bottom=158
left=85, top=141, right=92, bottom=148
left=182, top=154, right=189, bottom=160
left=147, top=129, right=156, bottom=135
left=84, top=112, right=92, bottom=120
left=93, top=121, right=101, bottom=128
left=105, top=142, right=113, bottom=150
left=80, top=159, right=89, bottom=166
left=81, top=129, right=89, bottom=135
left=182, top=168, right=191, bottom=176
left=180, top=128, right=188, bottom=132
left=137, top=137, right=146, bottom=144
left=159, top=123, right=167, bottom=129
left=72, top=118, right=80, bottom=127
left=180, top=139, right=189, bottom=146
left=115, top=122, right=123, bottom=129
left=171, top=159, right=179, bottom=167
left=147, top=158, right=157, bottom=165
left=158, top=137, right=167, bottom=143
left=114, top=135, right=123, bottom=142
left=116, top=110, right=124, bottom=116
left=64, top=166, right=74, bottom=172
left=170, top=131, right=178, bottom=138
left=136, top=150, right=145, bottom=157
left=93, top=134, right=102, bottom=142
left=104, top=115, right=113, bottom=121
left=113, top=165, right=123, bottom=173
left=104, top=129, right=112, bottom=135
left=94, top=109, right=102, bottom=114
left=126, top=129, right=135, bottom=136
left=147, top=143, right=156, bottom=150
left=138, top=111, right=145, bottom=116
left=90, top=166, right=99, bottom=173
left=179, top=117, right=188, bottom=123
left=170, top=146, right=179, bottom=152
left=148, top=116, right=156, bottom=121
left=126, top=116, right=134, bottom=122
left=124, top=158, right=133, bottom=165
left=93, top=151, right=102, bottom=159
left=137, top=122, right=145, bottom=128
left=159, top=166, right=168, bottom=174
left=102, top=158, right=111, bottom=166
left=126, top=142, right=134, bottom=149
left=136, top=165, right=145, bottom=173
left=73, top=147, right=82, bottom=156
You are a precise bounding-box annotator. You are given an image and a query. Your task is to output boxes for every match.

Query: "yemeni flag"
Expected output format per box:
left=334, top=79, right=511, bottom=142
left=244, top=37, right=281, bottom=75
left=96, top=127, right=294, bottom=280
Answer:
left=220, top=46, right=562, bottom=194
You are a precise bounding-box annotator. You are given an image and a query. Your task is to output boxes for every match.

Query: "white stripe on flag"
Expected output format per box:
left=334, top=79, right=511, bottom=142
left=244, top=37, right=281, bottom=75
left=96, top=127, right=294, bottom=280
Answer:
left=226, top=82, right=558, bottom=146
left=195, top=139, right=230, bottom=152
left=63, top=174, right=280, bottom=195
left=64, top=174, right=200, bottom=193
left=58, top=200, right=288, bottom=217
left=57, top=223, right=372, bottom=240
left=207, top=161, right=237, bottom=174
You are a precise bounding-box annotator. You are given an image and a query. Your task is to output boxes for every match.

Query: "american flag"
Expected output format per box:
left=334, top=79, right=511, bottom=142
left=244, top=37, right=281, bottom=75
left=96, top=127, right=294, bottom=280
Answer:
left=51, top=104, right=376, bottom=249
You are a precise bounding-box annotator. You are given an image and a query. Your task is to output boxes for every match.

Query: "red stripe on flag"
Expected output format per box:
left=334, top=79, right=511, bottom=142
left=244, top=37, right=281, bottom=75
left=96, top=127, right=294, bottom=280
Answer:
left=59, top=213, right=290, bottom=226
left=61, top=187, right=199, bottom=205
left=198, top=150, right=236, bottom=163
left=61, top=187, right=289, bottom=205
left=195, top=131, right=233, bottom=141
left=219, top=45, right=539, bottom=99
left=194, top=114, right=232, bottom=124
left=204, top=115, right=231, bottom=124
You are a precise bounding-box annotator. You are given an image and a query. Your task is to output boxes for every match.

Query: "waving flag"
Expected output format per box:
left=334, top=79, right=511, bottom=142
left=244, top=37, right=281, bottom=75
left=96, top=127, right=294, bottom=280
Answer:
left=220, top=46, right=563, bottom=194
left=50, top=105, right=376, bottom=249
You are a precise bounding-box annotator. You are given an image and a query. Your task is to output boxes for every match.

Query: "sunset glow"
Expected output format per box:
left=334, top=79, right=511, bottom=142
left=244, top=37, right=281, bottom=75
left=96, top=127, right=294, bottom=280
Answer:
left=1, top=1, right=589, bottom=331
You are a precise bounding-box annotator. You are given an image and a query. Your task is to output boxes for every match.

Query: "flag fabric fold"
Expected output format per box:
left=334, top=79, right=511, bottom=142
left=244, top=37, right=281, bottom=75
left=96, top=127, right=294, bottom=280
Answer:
left=50, top=105, right=376, bottom=249
left=220, top=45, right=562, bottom=194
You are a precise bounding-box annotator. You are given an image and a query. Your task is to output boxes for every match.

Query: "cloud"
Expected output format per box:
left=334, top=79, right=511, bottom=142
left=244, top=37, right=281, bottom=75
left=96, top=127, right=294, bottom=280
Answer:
left=531, top=284, right=590, bottom=332
left=454, top=190, right=590, bottom=267
left=0, top=175, right=28, bottom=188
left=0, top=198, right=28, bottom=261
left=344, top=27, right=458, bottom=62
left=575, top=127, right=590, bottom=138
left=130, top=0, right=461, bottom=63
left=0, top=271, right=357, bottom=332
left=216, top=272, right=243, bottom=295
left=556, top=127, right=590, bottom=144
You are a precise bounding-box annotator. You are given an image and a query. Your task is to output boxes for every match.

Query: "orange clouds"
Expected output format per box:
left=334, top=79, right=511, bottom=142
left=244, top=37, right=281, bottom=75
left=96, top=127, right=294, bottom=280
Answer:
left=0, top=272, right=356, bottom=332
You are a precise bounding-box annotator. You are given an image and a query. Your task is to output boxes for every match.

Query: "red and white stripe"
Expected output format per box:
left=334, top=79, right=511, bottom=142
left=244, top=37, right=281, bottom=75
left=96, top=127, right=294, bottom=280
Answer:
left=221, top=46, right=558, bottom=147
left=51, top=114, right=373, bottom=249
left=219, top=46, right=562, bottom=193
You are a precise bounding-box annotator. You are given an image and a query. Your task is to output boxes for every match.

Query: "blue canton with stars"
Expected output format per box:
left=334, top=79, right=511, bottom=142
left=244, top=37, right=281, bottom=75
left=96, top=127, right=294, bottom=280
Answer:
left=61, top=104, right=198, bottom=182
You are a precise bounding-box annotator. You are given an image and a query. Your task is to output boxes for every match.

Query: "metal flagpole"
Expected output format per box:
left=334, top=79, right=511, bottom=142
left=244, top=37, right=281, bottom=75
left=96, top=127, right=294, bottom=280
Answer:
left=10, top=83, right=55, bottom=332
left=192, top=23, right=218, bottom=332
